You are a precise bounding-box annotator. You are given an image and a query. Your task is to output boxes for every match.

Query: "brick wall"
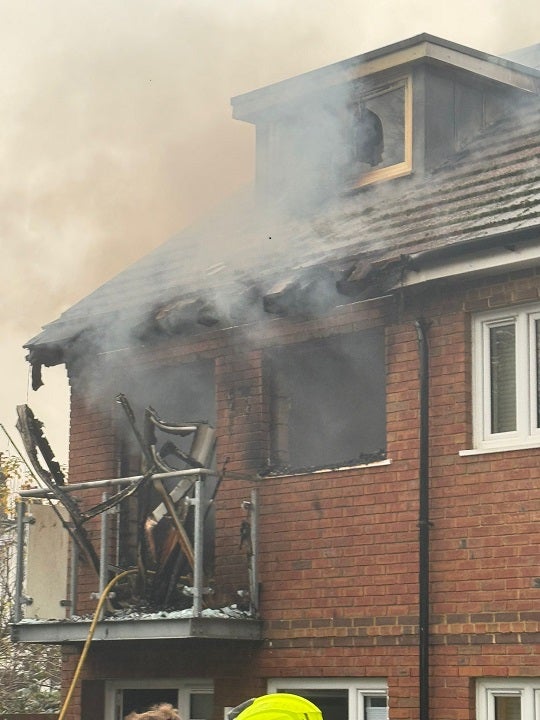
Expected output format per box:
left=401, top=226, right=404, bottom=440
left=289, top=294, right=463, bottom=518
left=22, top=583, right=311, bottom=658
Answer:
left=62, top=272, right=540, bottom=719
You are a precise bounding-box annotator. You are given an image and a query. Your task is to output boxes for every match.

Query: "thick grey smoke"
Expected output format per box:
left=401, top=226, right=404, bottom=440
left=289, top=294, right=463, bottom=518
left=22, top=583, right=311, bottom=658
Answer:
left=1, top=0, right=539, bottom=462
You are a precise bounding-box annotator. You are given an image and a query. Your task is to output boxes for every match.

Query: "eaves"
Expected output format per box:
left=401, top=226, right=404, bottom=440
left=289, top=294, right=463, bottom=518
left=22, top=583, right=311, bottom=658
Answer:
left=393, top=228, right=540, bottom=289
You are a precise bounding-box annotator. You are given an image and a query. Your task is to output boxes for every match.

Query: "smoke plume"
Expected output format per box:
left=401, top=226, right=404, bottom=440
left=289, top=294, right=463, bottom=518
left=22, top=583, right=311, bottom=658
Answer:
left=1, top=0, right=538, bottom=462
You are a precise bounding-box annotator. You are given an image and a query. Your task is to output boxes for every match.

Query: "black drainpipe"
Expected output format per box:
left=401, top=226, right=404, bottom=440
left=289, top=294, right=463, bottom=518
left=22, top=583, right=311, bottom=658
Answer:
left=415, top=318, right=430, bottom=720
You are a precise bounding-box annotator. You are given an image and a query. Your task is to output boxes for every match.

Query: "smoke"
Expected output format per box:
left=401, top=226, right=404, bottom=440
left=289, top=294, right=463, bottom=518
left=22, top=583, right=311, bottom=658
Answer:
left=1, top=0, right=539, bottom=463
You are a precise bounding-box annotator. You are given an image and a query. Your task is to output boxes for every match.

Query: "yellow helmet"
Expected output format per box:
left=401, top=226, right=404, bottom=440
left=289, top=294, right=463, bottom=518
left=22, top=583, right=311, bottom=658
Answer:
left=229, top=694, right=323, bottom=720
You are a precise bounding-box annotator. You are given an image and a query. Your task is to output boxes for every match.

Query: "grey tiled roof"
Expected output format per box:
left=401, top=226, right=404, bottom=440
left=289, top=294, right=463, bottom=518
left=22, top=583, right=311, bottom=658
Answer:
left=27, top=96, right=540, bottom=353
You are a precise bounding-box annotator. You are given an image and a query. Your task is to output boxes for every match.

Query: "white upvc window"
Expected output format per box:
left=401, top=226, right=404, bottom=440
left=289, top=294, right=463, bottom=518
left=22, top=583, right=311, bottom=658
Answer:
left=105, top=679, right=213, bottom=720
left=267, top=677, right=388, bottom=720
left=477, top=678, right=540, bottom=720
left=473, top=303, right=540, bottom=451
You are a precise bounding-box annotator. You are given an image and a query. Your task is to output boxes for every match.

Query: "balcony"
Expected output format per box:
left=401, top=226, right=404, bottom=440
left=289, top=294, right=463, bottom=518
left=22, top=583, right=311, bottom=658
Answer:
left=10, top=404, right=262, bottom=645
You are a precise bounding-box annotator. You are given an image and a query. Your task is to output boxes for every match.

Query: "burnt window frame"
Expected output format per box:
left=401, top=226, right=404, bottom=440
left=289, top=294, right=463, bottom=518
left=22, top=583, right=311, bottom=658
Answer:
left=351, top=74, right=413, bottom=189
left=260, top=73, right=412, bottom=200
left=115, top=358, right=217, bottom=472
left=114, top=358, right=217, bottom=591
left=263, top=329, right=387, bottom=475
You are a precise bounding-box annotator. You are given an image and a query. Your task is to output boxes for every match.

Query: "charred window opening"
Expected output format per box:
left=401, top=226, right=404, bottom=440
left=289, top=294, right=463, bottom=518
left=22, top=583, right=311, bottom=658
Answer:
left=351, top=103, right=384, bottom=167
left=262, top=76, right=411, bottom=203
left=344, top=76, right=412, bottom=187
left=265, top=330, right=386, bottom=474
left=116, top=361, right=216, bottom=468
left=114, top=360, right=216, bottom=607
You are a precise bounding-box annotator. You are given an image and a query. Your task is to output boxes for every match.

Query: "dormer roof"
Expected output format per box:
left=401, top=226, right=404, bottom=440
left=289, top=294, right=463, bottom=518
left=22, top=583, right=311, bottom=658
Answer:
left=232, top=33, right=540, bottom=123
left=504, top=42, right=540, bottom=71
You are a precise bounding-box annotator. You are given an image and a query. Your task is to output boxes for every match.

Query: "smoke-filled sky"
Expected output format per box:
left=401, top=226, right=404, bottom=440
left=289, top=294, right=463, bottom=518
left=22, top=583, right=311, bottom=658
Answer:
left=1, top=0, right=539, bottom=466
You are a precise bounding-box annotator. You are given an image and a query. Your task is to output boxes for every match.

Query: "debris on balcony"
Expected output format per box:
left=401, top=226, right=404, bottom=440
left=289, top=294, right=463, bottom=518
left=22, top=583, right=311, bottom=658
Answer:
left=16, top=404, right=101, bottom=576
left=14, top=400, right=259, bottom=625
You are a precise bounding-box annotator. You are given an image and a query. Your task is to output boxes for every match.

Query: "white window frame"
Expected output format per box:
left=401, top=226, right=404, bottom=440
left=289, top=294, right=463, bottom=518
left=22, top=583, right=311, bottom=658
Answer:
left=267, top=677, right=388, bottom=720
left=104, top=678, right=213, bottom=720
left=477, top=678, right=540, bottom=719
left=472, top=303, right=540, bottom=451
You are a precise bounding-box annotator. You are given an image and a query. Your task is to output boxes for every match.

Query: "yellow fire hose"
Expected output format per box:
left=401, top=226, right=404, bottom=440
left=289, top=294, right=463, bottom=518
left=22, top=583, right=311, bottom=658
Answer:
left=58, top=568, right=138, bottom=720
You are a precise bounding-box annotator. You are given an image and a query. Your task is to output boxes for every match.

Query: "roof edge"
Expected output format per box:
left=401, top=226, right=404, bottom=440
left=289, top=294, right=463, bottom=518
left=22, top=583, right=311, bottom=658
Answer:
left=231, top=33, right=540, bottom=122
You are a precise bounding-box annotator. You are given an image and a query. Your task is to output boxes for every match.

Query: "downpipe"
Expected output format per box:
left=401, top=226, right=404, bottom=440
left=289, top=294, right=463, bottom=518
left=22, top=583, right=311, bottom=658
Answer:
left=415, top=318, right=430, bottom=720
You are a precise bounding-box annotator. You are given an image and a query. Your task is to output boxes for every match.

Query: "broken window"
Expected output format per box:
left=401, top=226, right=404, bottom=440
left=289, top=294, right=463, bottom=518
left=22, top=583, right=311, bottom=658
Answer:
left=261, top=75, right=412, bottom=204
left=114, top=360, right=217, bottom=607
left=115, top=361, right=216, bottom=471
left=265, top=329, right=386, bottom=473
left=344, top=76, right=412, bottom=187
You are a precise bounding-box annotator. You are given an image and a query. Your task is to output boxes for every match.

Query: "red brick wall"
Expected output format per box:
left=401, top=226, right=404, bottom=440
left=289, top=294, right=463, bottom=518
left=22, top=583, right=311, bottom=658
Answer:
left=63, top=272, right=540, bottom=719
left=68, top=378, right=119, bottom=616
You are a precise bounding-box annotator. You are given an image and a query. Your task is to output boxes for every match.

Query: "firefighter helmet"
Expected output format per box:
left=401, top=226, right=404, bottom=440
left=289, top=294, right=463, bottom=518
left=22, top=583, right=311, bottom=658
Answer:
left=228, top=694, right=323, bottom=720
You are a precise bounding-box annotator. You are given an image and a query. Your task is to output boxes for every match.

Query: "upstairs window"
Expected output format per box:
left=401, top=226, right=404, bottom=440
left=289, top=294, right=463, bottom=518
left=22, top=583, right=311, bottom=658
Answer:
left=262, top=75, right=412, bottom=204
left=114, top=360, right=217, bottom=608
left=265, top=329, right=386, bottom=474
left=473, top=303, right=540, bottom=450
left=344, top=76, right=413, bottom=187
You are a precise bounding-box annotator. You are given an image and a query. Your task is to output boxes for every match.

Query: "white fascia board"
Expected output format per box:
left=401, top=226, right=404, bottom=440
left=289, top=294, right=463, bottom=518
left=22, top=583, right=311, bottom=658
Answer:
left=396, top=240, right=540, bottom=288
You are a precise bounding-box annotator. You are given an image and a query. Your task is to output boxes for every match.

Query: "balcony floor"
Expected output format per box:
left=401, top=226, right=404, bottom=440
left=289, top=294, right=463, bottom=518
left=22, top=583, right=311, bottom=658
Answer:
left=11, top=615, right=263, bottom=644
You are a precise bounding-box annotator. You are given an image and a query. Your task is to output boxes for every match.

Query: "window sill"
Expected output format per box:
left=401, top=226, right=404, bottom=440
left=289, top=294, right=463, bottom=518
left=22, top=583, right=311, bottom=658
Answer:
left=459, top=441, right=540, bottom=456
left=260, top=458, right=392, bottom=479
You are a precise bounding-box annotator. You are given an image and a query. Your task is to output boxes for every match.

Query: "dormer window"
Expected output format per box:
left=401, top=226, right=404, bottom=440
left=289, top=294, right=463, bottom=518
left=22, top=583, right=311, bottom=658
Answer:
left=351, top=103, right=384, bottom=167
left=253, top=75, right=412, bottom=203
left=345, top=76, right=412, bottom=187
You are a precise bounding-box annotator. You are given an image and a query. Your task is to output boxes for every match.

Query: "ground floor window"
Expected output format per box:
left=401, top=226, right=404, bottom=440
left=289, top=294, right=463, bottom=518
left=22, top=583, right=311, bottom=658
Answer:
left=105, top=679, right=213, bottom=720
left=267, top=678, right=388, bottom=720
left=477, top=678, right=540, bottom=720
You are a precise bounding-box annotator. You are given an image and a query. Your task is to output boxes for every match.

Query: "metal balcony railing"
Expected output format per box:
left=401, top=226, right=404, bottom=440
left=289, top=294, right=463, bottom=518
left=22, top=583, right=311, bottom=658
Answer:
left=12, top=468, right=260, bottom=643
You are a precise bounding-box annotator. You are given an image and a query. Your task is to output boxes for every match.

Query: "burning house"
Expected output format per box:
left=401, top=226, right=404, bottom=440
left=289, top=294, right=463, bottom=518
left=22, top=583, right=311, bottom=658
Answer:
left=10, top=33, right=540, bottom=720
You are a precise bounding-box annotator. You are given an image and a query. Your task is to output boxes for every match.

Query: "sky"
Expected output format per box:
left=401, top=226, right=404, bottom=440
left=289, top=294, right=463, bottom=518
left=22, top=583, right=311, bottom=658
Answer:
left=1, top=0, right=539, bottom=468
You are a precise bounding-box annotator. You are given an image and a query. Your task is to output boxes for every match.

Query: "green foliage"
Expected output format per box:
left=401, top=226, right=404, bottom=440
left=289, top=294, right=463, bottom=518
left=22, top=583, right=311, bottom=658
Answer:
left=0, top=638, right=61, bottom=713
left=0, top=453, right=61, bottom=714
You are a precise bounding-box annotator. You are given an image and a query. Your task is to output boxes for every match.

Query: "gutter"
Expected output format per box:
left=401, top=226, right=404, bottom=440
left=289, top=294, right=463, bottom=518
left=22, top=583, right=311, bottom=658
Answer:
left=393, top=229, right=540, bottom=290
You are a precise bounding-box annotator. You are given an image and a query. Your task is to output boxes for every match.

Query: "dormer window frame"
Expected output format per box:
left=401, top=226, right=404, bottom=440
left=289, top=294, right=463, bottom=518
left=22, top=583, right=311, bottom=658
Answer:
left=352, top=74, right=413, bottom=189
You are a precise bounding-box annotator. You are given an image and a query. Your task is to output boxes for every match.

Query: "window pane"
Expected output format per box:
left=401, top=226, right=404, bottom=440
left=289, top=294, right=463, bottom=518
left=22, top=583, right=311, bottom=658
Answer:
left=536, top=319, right=540, bottom=429
left=275, top=689, right=348, bottom=720
left=364, top=695, right=388, bottom=720
left=190, top=693, right=214, bottom=720
left=490, top=324, right=516, bottom=433
left=122, top=689, right=178, bottom=716
left=495, top=695, right=521, bottom=720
